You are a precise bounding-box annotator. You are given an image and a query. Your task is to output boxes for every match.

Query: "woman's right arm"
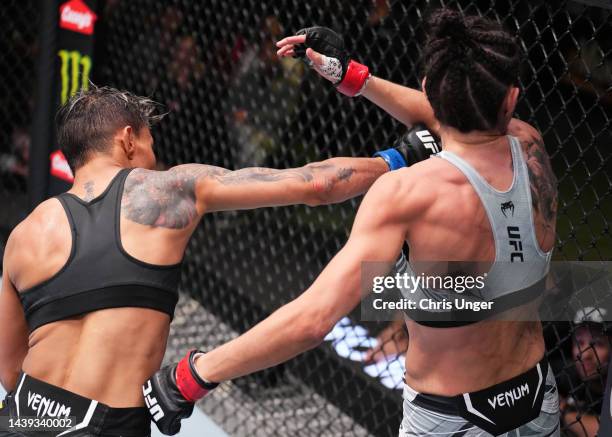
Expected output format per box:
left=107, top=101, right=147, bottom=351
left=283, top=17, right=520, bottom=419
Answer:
left=276, top=32, right=441, bottom=136
left=360, top=76, right=441, bottom=137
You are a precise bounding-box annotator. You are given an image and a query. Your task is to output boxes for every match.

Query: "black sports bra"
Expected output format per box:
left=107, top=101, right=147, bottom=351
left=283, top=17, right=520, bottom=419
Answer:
left=19, top=168, right=181, bottom=332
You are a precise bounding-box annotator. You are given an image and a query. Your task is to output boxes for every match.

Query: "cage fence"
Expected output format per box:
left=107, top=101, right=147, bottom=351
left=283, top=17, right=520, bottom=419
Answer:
left=0, top=0, right=39, bottom=255
left=91, top=0, right=612, bottom=435
left=1, top=0, right=611, bottom=436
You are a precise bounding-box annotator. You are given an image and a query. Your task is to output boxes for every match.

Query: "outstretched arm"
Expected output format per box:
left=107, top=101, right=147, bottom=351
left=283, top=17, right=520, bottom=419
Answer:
left=123, top=157, right=388, bottom=230
left=198, top=157, right=388, bottom=212
left=194, top=171, right=409, bottom=381
left=276, top=33, right=440, bottom=136
left=360, top=76, right=440, bottom=136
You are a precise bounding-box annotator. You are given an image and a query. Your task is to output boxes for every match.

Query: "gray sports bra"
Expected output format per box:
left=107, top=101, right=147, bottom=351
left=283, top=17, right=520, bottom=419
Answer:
left=397, top=135, right=552, bottom=327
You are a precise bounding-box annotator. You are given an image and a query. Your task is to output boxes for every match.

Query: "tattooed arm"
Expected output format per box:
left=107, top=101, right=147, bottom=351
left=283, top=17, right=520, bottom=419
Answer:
left=508, top=119, right=558, bottom=252
left=200, top=157, right=388, bottom=212
left=122, top=158, right=388, bottom=228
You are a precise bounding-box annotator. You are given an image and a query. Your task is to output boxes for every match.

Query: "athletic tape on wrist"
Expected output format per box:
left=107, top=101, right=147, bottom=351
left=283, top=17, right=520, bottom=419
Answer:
left=337, top=60, right=370, bottom=96
left=374, top=148, right=407, bottom=171
left=175, top=350, right=218, bottom=402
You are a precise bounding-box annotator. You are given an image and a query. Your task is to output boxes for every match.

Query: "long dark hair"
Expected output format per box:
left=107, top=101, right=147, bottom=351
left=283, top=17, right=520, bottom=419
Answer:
left=423, top=8, right=520, bottom=133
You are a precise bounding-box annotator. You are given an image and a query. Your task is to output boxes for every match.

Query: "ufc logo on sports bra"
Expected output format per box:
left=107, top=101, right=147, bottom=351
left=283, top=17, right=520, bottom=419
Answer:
left=507, top=226, right=524, bottom=262
left=142, top=381, right=164, bottom=422
left=415, top=130, right=441, bottom=154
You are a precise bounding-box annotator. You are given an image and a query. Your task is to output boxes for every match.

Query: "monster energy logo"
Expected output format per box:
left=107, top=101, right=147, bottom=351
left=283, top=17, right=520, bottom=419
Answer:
left=58, top=49, right=92, bottom=104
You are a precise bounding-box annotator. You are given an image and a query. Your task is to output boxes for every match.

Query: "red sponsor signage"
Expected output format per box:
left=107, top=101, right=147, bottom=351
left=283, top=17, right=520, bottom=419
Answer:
left=50, top=150, right=74, bottom=183
left=59, top=0, right=97, bottom=35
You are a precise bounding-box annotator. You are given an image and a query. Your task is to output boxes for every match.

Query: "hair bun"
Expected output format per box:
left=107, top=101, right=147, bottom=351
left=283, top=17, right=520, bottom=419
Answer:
left=427, top=8, right=468, bottom=40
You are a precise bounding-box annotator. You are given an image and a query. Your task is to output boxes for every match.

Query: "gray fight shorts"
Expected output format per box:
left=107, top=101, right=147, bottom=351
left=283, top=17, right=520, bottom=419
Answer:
left=399, top=360, right=560, bottom=436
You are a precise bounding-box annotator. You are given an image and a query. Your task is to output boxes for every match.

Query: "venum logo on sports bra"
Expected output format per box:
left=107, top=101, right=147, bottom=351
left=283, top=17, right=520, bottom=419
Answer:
left=507, top=226, right=524, bottom=262
left=27, top=391, right=71, bottom=418
left=500, top=200, right=515, bottom=217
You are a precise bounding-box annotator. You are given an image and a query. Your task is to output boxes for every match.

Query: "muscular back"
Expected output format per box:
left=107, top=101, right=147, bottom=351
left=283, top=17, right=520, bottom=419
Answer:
left=4, top=168, right=199, bottom=407
left=400, top=119, right=557, bottom=395
left=3, top=166, right=227, bottom=405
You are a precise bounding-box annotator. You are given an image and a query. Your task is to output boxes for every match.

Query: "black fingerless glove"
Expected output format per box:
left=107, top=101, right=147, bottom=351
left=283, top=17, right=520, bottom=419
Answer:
left=294, top=26, right=371, bottom=96
left=143, top=350, right=218, bottom=435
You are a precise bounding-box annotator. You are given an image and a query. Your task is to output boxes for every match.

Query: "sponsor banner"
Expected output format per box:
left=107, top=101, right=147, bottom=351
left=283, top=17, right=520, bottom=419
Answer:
left=49, top=150, right=74, bottom=183
left=59, top=0, right=97, bottom=35
left=48, top=0, right=98, bottom=196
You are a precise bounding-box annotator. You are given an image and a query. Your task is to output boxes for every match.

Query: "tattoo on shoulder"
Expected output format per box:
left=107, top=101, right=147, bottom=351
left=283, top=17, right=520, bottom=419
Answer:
left=121, top=165, right=228, bottom=229
left=121, top=163, right=355, bottom=229
left=524, top=136, right=558, bottom=229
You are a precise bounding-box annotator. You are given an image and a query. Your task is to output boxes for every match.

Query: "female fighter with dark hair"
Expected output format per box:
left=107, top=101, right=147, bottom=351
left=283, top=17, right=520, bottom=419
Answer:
left=147, top=9, right=560, bottom=436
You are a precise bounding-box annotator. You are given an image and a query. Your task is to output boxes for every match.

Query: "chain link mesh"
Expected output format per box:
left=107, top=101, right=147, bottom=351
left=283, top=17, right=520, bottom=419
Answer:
left=96, top=1, right=611, bottom=435
left=0, top=0, right=607, bottom=435
left=0, top=0, right=39, bottom=260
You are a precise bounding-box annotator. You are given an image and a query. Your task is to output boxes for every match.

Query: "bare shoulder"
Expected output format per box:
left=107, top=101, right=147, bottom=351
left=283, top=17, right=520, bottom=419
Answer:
left=12, top=198, right=66, bottom=242
left=4, top=198, right=67, bottom=272
left=508, top=120, right=553, bottom=180
left=365, top=162, right=439, bottom=221
left=508, top=118, right=541, bottom=143
left=401, top=156, right=461, bottom=189
left=508, top=118, right=558, bottom=244
left=121, top=165, right=228, bottom=229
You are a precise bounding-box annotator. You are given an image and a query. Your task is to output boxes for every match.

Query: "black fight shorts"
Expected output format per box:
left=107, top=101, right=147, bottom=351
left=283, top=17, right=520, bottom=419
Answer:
left=0, top=373, right=150, bottom=437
